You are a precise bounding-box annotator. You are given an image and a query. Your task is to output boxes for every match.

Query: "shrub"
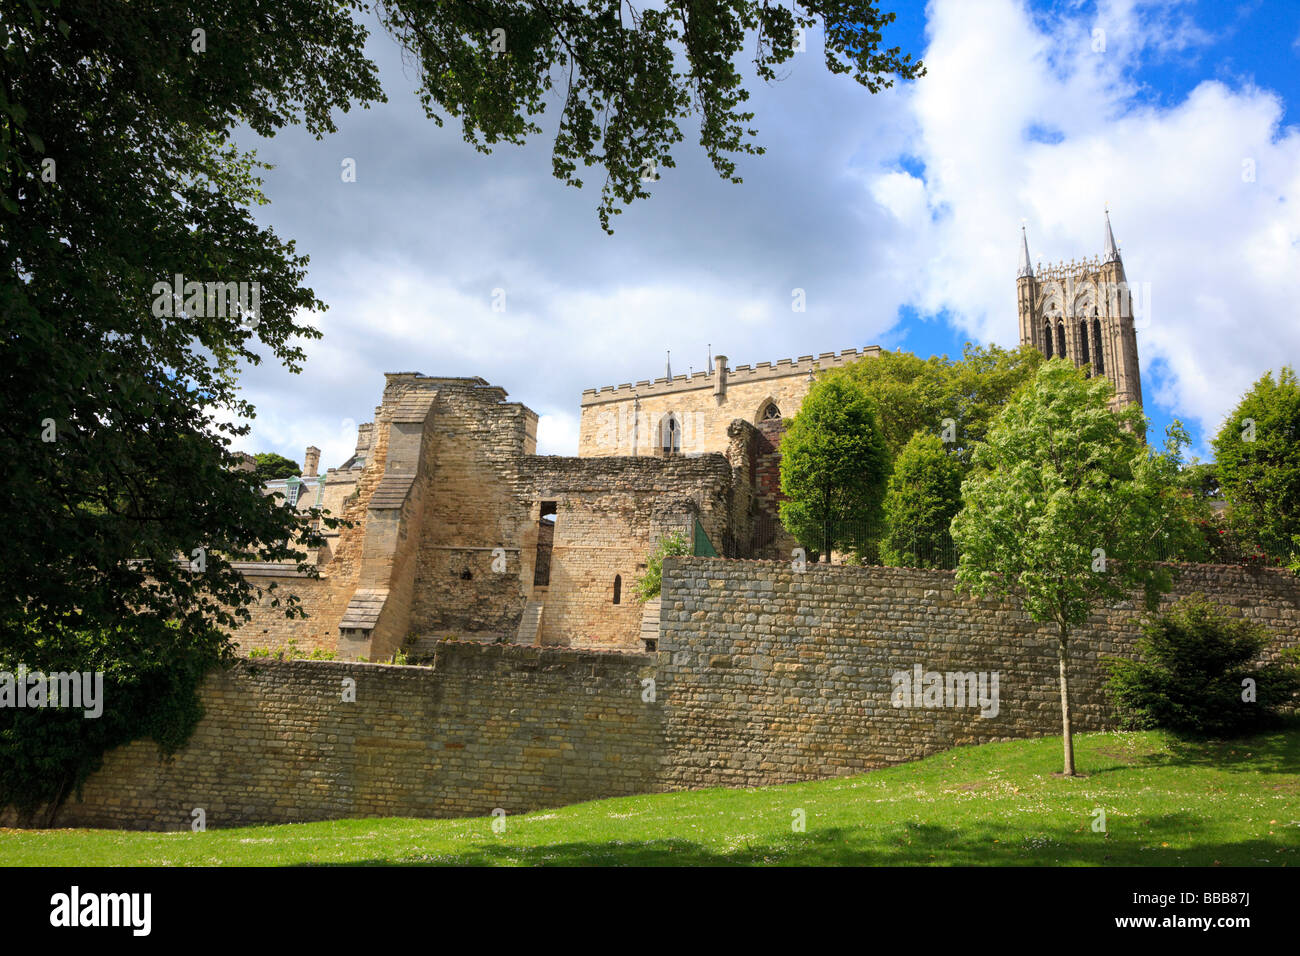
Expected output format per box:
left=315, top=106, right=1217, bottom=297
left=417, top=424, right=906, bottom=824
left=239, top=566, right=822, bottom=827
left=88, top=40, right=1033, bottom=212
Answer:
left=1107, top=595, right=1299, bottom=736
left=634, top=531, right=690, bottom=602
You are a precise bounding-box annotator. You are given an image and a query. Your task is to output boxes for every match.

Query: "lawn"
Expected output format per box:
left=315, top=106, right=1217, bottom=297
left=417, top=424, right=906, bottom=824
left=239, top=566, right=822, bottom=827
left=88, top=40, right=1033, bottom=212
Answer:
left=2, top=728, right=1297, bottom=866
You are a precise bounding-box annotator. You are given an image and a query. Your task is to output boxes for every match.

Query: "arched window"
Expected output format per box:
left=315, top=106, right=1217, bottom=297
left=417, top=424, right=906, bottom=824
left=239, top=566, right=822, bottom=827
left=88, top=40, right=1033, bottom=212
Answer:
left=612, top=575, right=622, bottom=604
left=1043, top=322, right=1054, bottom=358
left=1092, top=318, right=1105, bottom=374
left=1055, top=322, right=1066, bottom=361
left=1078, top=319, right=1090, bottom=373
left=659, top=414, right=681, bottom=456
left=760, top=402, right=781, bottom=421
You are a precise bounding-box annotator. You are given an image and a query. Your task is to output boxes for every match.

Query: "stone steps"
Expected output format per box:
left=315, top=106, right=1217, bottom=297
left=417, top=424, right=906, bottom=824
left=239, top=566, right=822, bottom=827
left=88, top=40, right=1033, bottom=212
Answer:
left=639, top=598, right=661, bottom=650
left=516, top=601, right=544, bottom=645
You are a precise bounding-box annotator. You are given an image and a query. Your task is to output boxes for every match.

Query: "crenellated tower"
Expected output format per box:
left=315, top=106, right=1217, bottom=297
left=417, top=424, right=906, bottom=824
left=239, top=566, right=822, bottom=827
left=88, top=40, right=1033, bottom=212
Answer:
left=1017, top=212, right=1142, bottom=411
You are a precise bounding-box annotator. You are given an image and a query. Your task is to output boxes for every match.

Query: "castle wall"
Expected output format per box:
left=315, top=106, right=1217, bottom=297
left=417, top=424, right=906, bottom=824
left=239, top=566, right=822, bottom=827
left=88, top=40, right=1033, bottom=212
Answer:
left=577, top=348, right=879, bottom=457
left=228, top=568, right=351, bottom=658
left=37, top=560, right=1298, bottom=830
left=655, top=559, right=1299, bottom=788
left=45, top=647, right=659, bottom=830
left=404, top=378, right=538, bottom=642
left=514, top=455, right=736, bottom=648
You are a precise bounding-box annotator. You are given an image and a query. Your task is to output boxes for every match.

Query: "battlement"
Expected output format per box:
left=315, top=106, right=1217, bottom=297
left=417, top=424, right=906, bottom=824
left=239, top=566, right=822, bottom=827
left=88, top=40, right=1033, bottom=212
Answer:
left=580, top=346, right=881, bottom=405
left=1031, top=255, right=1117, bottom=283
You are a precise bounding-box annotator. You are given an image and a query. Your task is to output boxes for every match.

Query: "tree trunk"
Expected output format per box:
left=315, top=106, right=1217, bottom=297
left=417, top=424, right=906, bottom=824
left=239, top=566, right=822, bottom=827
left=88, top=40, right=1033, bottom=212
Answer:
left=1057, top=623, right=1076, bottom=776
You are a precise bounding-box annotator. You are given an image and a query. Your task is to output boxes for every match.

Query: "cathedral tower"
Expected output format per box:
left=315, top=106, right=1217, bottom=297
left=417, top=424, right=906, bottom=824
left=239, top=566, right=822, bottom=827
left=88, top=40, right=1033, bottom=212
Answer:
left=1017, top=212, right=1142, bottom=411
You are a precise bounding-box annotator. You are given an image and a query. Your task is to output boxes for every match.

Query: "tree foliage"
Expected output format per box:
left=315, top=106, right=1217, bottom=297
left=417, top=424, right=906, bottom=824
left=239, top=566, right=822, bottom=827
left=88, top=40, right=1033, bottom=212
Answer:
left=779, top=377, right=890, bottom=560
left=1211, top=366, right=1300, bottom=567
left=951, top=360, right=1201, bottom=774
left=634, top=530, right=690, bottom=602
left=254, top=452, right=302, bottom=481
left=0, top=622, right=224, bottom=822
left=1, top=0, right=380, bottom=812
left=1107, top=596, right=1299, bottom=737
left=880, top=432, right=963, bottom=569
left=378, top=0, right=923, bottom=231
left=832, top=343, right=1044, bottom=462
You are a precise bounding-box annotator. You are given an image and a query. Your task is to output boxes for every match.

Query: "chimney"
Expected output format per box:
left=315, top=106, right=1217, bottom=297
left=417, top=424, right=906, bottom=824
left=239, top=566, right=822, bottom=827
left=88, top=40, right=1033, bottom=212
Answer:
left=713, top=354, right=728, bottom=399
left=303, top=446, right=321, bottom=478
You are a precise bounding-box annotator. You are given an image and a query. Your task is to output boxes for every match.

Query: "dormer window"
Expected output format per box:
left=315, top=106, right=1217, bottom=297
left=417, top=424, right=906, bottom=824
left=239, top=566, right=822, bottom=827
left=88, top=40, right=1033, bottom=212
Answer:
left=285, top=477, right=301, bottom=507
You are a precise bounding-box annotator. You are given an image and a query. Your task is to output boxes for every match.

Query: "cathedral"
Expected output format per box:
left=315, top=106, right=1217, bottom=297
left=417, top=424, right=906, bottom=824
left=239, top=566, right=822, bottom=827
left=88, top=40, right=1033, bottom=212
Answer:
left=1016, top=211, right=1143, bottom=410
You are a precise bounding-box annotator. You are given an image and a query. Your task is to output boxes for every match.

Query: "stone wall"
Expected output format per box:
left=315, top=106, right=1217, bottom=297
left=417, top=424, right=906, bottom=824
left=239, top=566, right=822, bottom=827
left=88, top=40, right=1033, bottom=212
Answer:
left=47, top=646, right=659, bottom=830
left=39, top=559, right=1297, bottom=830
left=655, top=559, right=1300, bottom=789
left=514, top=454, right=736, bottom=648
left=577, top=347, right=881, bottom=457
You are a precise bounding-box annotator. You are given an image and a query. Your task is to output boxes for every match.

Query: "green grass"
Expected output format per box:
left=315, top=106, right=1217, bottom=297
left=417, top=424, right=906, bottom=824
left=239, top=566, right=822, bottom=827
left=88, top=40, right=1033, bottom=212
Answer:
left=3, top=729, right=1298, bottom=866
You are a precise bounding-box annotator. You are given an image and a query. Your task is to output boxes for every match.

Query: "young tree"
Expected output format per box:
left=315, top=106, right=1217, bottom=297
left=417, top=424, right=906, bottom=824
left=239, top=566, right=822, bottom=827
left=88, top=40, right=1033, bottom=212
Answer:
left=950, top=360, right=1200, bottom=775
left=881, top=432, right=963, bottom=568
left=254, top=453, right=303, bottom=481
left=779, top=378, right=890, bottom=561
left=1212, top=366, right=1300, bottom=566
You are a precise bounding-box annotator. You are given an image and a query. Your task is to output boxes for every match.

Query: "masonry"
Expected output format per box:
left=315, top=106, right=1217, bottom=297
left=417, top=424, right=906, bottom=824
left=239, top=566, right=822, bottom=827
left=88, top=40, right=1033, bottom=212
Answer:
left=653, top=558, right=1300, bottom=789
left=32, top=559, right=1299, bottom=829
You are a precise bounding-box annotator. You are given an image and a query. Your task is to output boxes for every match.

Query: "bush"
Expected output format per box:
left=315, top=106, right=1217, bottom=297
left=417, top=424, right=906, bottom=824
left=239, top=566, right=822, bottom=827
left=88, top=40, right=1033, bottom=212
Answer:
left=634, top=531, right=691, bottom=602
left=1107, top=595, right=1299, bottom=736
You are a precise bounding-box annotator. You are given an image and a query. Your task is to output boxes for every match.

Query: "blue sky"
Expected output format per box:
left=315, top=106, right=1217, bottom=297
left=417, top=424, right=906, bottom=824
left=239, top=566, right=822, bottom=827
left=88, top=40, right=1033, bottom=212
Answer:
left=873, top=0, right=1300, bottom=455
left=230, top=0, right=1300, bottom=468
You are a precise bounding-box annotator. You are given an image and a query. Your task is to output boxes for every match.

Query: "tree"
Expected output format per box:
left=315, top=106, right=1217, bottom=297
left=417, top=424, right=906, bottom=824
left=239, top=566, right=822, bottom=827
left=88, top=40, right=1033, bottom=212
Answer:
left=378, top=0, right=924, bottom=232
left=254, top=452, right=302, bottom=481
left=2, top=0, right=380, bottom=813
left=1107, top=595, right=1299, bottom=737
left=2, top=0, right=920, bottom=811
left=1212, top=366, right=1300, bottom=566
left=832, top=343, right=1044, bottom=462
left=950, top=360, right=1200, bottom=775
left=881, top=432, right=963, bottom=569
left=779, top=377, right=890, bottom=561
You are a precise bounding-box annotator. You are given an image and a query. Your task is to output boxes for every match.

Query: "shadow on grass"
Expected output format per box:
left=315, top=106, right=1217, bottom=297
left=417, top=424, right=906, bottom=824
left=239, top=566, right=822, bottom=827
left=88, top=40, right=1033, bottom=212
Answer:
left=301, top=814, right=1294, bottom=867
left=1083, top=721, right=1300, bottom=777
left=1159, top=720, right=1300, bottom=775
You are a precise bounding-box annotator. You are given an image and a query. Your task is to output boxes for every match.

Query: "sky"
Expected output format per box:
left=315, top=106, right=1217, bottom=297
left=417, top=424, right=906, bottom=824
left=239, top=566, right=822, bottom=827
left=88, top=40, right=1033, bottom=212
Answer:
left=230, top=0, right=1300, bottom=470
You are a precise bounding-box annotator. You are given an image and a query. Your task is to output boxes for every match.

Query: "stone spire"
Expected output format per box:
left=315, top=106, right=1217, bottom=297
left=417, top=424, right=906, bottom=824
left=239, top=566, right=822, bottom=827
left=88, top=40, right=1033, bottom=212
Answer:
left=1017, top=224, right=1034, bottom=279
left=665, top=349, right=672, bottom=381
left=1103, top=209, right=1120, bottom=264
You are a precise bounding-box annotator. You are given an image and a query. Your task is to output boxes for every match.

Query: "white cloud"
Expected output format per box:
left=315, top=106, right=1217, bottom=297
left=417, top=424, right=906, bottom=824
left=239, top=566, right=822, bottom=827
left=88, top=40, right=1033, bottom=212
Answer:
left=873, top=0, right=1300, bottom=443
left=231, top=0, right=1298, bottom=464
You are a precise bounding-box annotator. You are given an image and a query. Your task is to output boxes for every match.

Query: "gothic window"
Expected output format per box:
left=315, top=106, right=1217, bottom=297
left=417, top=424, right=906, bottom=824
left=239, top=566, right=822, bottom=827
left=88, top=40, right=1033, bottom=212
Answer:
left=1043, top=322, right=1054, bottom=358
left=1092, top=318, right=1105, bottom=375
left=612, top=575, right=622, bottom=605
left=1078, top=320, right=1090, bottom=374
left=761, top=402, right=782, bottom=421
left=660, top=414, right=681, bottom=456
left=1054, top=322, right=1066, bottom=361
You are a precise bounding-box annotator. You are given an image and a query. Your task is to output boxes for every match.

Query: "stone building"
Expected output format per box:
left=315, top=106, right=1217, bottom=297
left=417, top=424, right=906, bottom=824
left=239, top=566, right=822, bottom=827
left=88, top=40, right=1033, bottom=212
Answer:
left=233, top=222, right=1146, bottom=660
left=1017, top=211, right=1142, bottom=410
left=229, top=340, right=890, bottom=661
left=578, top=347, right=881, bottom=457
